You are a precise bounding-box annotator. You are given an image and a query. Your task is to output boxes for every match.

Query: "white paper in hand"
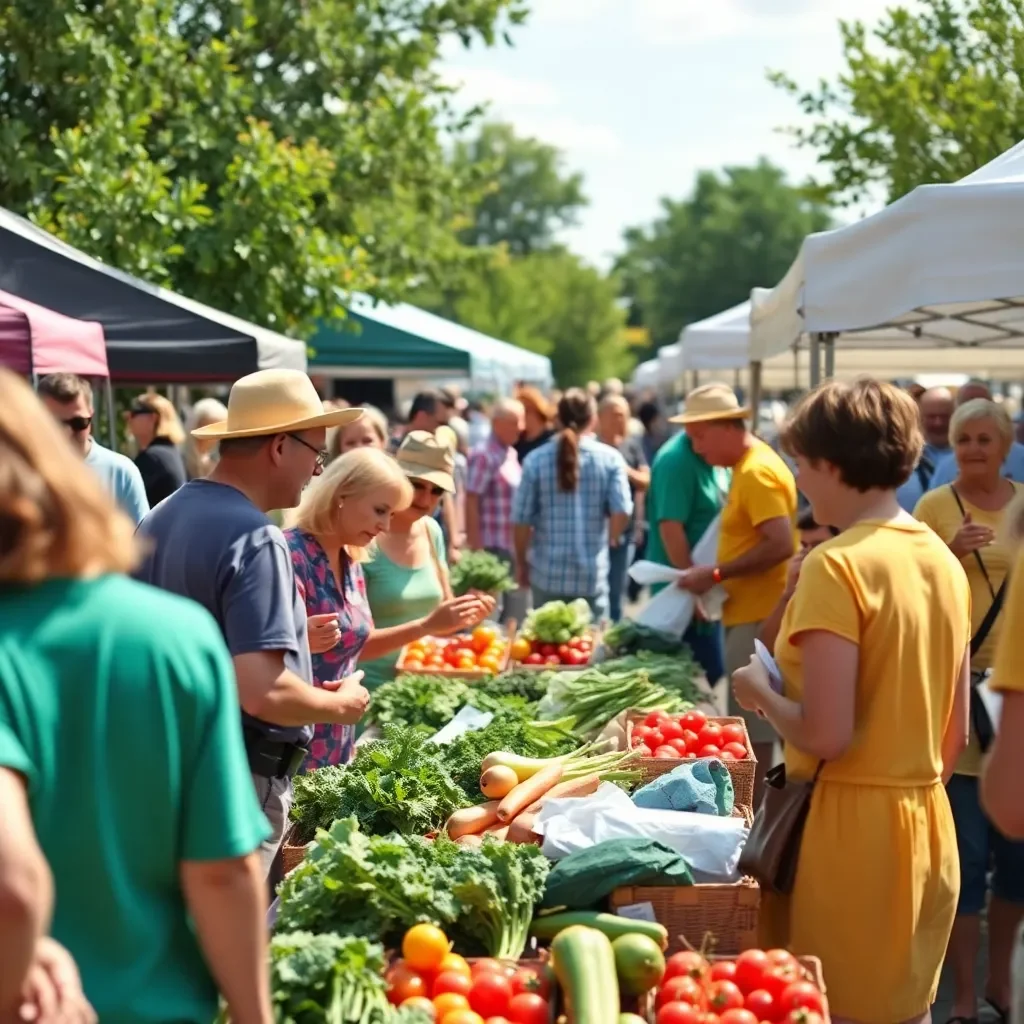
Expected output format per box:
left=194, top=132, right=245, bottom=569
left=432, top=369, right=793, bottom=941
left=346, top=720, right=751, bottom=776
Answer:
left=754, top=639, right=783, bottom=694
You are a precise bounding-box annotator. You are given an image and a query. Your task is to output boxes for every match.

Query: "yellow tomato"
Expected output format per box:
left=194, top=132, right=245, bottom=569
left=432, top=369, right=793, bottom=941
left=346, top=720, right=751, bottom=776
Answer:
left=402, top=924, right=450, bottom=972
left=510, top=638, right=531, bottom=662
left=403, top=658, right=424, bottom=673
left=477, top=656, right=500, bottom=674
left=432, top=993, right=470, bottom=1018
left=457, top=654, right=477, bottom=670
left=437, top=953, right=472, bottom=979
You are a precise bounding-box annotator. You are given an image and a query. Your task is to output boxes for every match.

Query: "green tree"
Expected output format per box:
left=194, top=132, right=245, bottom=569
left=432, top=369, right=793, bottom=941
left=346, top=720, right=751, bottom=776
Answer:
left=453, top=122, right=588, bottom=254
left=0, top=0, right=527, bottom=335
left=616, top=159, right=831, bottom=351
left=769, top=0, right=1024, bottom=207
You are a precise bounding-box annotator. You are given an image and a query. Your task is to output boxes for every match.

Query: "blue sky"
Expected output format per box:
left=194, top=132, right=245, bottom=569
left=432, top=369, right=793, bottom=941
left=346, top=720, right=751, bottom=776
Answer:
left=441, top=0, right=894, bottom=268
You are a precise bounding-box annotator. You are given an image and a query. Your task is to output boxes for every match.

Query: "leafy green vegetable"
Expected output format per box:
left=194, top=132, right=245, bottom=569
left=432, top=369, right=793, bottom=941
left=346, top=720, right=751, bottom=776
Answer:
left=449, top=550, right=514, bottom=595
left=364, top=674, right=528, bottom=732
left=289, top=726, right=470, bottom=840
left=276, top=818, right=550, bottom=960
left=602, top=618, right=687, bottom=656
left=473, top=669, right=555, bottom=704
left=269, top=932, right=428, bottom=1024
left=601, top=651, right=702, bottom=697
left=521, top=599, right=592, bottom=644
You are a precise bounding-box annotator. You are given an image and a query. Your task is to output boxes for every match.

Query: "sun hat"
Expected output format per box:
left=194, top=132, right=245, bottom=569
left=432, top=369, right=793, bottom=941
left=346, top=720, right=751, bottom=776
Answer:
left=190, top=369, right=362, bottom=439
left=669, top=382, right=750, bottom=425
left=395, top=430, right=456, bottom=493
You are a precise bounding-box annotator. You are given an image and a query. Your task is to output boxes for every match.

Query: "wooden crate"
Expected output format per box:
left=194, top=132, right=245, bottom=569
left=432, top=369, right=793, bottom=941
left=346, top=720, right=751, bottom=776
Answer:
left=626, top=711, right=756, bottom=809
left=508, top=627, right=603, bottom=671
left=280, top=821, right=312, bottom=876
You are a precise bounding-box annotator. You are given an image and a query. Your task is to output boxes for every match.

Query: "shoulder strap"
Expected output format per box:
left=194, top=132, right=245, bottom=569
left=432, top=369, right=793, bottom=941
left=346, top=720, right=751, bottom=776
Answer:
left=949, top=484, right=997, bottom=599
left=972, top=576, right=1008, bottom=657
left=423, top=519, right=449, bottom=596
left=916, top=452, right=935, bottom=491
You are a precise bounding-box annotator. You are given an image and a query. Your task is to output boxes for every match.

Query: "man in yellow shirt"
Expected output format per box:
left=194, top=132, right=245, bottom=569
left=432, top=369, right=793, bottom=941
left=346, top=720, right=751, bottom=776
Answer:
left=675, top=383, right=797, bottom=799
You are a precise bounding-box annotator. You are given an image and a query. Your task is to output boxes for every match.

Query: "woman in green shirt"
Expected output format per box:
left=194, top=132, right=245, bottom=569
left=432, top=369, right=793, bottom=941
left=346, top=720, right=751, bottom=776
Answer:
left=360, top=431, right=494, bottom=691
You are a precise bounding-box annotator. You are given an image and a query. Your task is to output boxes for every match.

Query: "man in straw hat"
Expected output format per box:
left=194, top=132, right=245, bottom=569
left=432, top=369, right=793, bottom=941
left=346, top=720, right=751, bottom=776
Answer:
left=672, top=382, right=797, bottom=804
left=136, top=369, right=369, bottom=881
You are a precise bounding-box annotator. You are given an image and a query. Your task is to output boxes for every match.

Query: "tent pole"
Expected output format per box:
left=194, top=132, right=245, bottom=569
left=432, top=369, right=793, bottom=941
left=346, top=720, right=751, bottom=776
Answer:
left=823, top=333, right=836, bottom=380
left=809, top=333, right=821, bottom=388
left=749, top=361, right=763, bottom=434
left=105, top=378, right=116, bottom=450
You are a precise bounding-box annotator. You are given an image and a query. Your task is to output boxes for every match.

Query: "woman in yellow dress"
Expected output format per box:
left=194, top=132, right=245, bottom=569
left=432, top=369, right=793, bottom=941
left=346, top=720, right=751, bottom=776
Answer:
left=732, top=379, right=972, bottom=1024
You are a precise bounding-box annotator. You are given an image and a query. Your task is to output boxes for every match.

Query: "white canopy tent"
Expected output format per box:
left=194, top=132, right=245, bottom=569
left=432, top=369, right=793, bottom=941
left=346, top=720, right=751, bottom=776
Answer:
left=632, top=357, right=661, bottom=391
left=750, top=137, right=1024, bottom=386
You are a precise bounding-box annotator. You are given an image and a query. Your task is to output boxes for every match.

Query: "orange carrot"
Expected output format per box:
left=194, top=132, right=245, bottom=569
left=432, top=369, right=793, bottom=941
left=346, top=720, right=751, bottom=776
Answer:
left=524, top=773, right=600, bottom=813
left=497, top=763, right=563, bottom=823
left=445, top=801, right=500, bottom=840
left=506, top=811, right=541, bottom=845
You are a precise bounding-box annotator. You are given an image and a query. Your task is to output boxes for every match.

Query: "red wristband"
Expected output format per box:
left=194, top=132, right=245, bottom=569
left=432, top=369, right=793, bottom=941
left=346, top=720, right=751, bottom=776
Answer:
left=712, top=566, right=723, bottom=584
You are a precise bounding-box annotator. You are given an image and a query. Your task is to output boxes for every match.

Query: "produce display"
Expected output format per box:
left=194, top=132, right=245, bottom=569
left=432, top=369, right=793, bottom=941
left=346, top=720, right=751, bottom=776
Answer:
left=386, top=924, right=555, bottom=1023
left=652, top=948, right=827, bottom=1024
left=400, top=626, right=510, bottom=675
left=449, top=550, right=515, bottom=597
left=602, top=619, right=688, bottom=657
left=630, top=710, right=750, bottom=762
left=508, top=601, right=597, bottom=668
left=510, top=633, right=594, bottom=668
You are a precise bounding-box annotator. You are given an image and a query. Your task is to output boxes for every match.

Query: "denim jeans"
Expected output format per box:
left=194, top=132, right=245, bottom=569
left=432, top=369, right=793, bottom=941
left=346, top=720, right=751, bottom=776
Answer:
left=682, top=620, right=725, bottom=686
left=607, top=541, right=636, bottom=622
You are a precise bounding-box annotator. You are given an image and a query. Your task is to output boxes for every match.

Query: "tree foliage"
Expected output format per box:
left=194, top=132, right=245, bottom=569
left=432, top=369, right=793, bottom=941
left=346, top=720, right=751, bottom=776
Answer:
left=0, top=0, right=527, bottom=335
left=769, top=0, right=1024, bottom=207
left=617, top=159, right=831, bottom=352
left=453, top=122, right=588, bottom=254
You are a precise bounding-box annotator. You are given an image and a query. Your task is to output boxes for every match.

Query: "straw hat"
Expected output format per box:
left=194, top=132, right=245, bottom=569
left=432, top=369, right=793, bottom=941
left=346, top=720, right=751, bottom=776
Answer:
left=669, top=383, right=749, bottom=425
left=395, top=430, right=456, bottom=493
left=191, top=370, right=362, bottom=439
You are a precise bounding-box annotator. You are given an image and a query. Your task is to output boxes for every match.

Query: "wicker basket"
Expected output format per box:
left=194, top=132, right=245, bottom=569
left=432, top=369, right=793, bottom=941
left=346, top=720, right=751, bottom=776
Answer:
left=509, top=627, right=603, bottom=671
left=625, top=711, right=756, bottom=809
left=280, top=822, right=312, bottom=876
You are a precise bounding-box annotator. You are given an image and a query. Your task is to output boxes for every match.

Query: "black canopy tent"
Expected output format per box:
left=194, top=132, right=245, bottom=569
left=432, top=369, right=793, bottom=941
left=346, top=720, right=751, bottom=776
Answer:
left=0, top=208, right=306, bottom=381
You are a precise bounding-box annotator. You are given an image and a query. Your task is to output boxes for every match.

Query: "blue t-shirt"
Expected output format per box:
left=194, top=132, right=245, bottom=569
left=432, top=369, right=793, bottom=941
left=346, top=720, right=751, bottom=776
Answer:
left=896, top=442, right=951, bottom=512
left=134, top=479, right=313, bottom=746
left=929, top=440, right=1024, bottom=489
left=85, top=440, right=149, bottom=524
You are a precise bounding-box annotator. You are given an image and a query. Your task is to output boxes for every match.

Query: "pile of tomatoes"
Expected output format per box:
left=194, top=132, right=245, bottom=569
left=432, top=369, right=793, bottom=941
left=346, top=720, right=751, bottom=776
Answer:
left=401, top=626, right=508, bottom=675
left=654, top=948, right=827, bottom=1024
left=631, top=710, right=749, bottom=762
left=509, top=634, right=593, bottom=667
left=387, top=924, right=552, bottom=1024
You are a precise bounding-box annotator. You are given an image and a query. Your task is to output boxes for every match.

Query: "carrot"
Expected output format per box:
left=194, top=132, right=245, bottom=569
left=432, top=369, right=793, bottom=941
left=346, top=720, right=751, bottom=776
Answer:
left=482, top=824, right=510, bottom=840
left=445, top=801, right=500, bottom=840
left=525, top=773, right=600, bottom=812
left=497, top=762, right=563, bottom=823
left=506, top=811, right=541, bottom=845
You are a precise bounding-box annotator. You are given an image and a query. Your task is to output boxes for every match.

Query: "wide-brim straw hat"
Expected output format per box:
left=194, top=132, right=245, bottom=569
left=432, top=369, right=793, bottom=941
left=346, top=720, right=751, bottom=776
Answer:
left=191, top=369, right=362, bottom=439
left=669, top=382, right=750, bottom=425
left=395, top=430, right=456, bottom=493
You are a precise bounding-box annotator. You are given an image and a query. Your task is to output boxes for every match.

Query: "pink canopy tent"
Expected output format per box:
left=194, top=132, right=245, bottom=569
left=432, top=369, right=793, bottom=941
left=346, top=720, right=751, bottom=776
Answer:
left=0, top=287, right=108, bottom=378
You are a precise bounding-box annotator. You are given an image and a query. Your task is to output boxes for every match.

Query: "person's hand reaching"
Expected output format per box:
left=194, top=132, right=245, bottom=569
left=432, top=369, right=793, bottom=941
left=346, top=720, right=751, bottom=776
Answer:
left=424, top=595, right=490, bottom=636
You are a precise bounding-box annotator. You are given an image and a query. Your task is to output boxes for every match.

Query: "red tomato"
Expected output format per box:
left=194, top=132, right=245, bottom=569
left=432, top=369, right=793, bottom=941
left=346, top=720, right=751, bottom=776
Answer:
left=721, top=743, right=748, bottom=760
left=681, top=729, right=700, bottom=751
left=761, top=964, right=801, bottom=1002
left=433, top=972, right=473, bottom=999
left=556, top=644, right=571, bottom=659
left=670, top=738, right=690, bottom=755
left=387, top=965, right=428, bottom=1006
left=638, top=744, right=655, bottom=758
left=539, top=643, right=558, bottom=658
left=657, top=976, right=707, bottom=1009
left=657, top=1003, right=704, bottom=1024
left=765, top=949, right=798, bottom=970
left=778, top=982, right=825, bottom=1015
left=709, top=961, right=737, bottom=983
left=568, top=635, right=586, bottom=649
left=733, top=950, right=771, bottom=995
left=654, top=745, right=682, bottom=759
left=786, top=1012, right=826, bottom=1024
left=680, top=710, right=707, bottom=733
left=708, top=980, right=744, bottom=1012
left=470, top=960, right=506, bottom=978
left=645, top=710, right=670, bottom=728
left=647, top=729, right=665, bottom=748
left=509, top=968, right=551, bottom=1000
left=485, top=1019, right=513, bottom=1024
left=718, top=1011, right=759, bottom=1024
left=744, top=989, right=778, bottom=1020
left=440, top=1010, right=484, bottom=1024
left=632, top=725, right=652, bottom=745
left=506, top=992, right=549, bottom=1024
left=660, top=720, right=684, bottom=742
left=438, top=954, right=472, bottom=979
left=468, top=973, right=512, bottom=1017
left=544, top=655, right=561, bottom=666
left=565, top=649, right=589, bottom=665
left=720, top=723, right=746, bottom=746
left=663, top=951, right=710, bottom=984
left=697, top=723, right=724, bottom=748
left=524, top=653, right=544, bottom=665
left=698, top=744, right=722, bottom=758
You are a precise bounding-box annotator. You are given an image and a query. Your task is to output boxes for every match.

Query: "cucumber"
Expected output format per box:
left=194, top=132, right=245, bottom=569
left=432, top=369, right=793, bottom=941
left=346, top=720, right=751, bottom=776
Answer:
left=551, top=925, right=619, bottom=1024
left=530, top=911, right=668, bottom=950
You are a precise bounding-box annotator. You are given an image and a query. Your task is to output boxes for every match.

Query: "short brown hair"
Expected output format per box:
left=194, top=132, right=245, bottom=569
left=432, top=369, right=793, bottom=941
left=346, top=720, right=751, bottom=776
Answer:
left=781, top=378, right=922, bottom=492
left=0, top=368, right=138, bottom=582
left=37, top=372, right=93, bottom=407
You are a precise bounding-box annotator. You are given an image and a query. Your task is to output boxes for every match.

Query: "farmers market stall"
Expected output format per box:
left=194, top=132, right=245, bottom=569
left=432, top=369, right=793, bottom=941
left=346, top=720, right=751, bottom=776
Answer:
left=261, top=600, right=832, bottom=1024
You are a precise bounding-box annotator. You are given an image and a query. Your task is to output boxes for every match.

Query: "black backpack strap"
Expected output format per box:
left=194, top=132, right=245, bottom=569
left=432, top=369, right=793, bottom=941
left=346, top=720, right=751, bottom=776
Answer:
left=971, top=577, right=1008, bottom=657
left=916, top=453, right=935, bottom=492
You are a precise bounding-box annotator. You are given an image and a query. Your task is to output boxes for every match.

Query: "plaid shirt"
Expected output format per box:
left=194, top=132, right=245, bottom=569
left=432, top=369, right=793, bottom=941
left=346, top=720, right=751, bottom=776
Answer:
left=512, top=435, right=633, bottom=597
left=466, top=434, right=521, bottom=551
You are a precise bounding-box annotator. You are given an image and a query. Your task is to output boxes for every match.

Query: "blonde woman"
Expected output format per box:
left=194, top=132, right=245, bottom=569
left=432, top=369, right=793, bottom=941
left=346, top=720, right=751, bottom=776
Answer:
left=126, top=391, right=187, bottom=507
left=329, top=404, right=388, bottom=461
left=182, top=397, right=228, bottom=479
left=915, top=398, right=1024, bottom=1023
left=0, top=369, right=272, bottom=1024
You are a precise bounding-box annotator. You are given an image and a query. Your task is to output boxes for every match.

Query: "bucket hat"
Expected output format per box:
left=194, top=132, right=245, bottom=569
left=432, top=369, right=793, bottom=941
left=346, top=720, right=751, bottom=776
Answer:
left=669, top=383, right=750, bottom=425
left=395, top=430, right=456, bottom=493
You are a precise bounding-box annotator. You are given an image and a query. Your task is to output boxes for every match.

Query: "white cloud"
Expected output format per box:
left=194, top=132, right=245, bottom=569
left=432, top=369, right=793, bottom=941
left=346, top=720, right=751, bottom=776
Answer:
left=440, top=67, right=559, bottom=108
left=509, top=114, right=621, bottom=156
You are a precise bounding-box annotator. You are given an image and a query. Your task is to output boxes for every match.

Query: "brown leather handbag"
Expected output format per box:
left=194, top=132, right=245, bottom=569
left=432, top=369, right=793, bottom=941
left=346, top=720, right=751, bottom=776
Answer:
left=738, top=760, right=824, bottom=894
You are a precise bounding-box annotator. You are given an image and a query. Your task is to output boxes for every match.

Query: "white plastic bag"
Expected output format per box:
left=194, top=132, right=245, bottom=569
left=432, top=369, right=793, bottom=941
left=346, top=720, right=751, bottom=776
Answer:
left=429, top=705, right=494, bottom=745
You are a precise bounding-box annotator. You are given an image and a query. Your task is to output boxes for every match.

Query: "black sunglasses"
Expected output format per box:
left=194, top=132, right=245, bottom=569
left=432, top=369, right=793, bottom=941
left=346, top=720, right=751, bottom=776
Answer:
left=61, top=416, right=92, bottom=433
left=128, top=404, right=155, bottom=417
left=411, top=479, right=445, bottom=497
left=287, top=433, right=328, bottom=468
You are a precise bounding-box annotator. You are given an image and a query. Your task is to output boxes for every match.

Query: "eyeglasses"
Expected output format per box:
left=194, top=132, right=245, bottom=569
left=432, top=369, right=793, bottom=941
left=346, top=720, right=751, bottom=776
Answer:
left=411, top=479, right=446, bottom=497
left=287, top=433, right=328, bottom=468
left=61, top=416, right=92, bottom=434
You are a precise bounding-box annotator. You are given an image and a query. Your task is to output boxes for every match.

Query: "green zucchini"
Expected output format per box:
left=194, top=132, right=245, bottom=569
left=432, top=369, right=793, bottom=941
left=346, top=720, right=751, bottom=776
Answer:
left=530, top=910, right=668, bottom=950
left=551, top=925, right=620, bottom=1024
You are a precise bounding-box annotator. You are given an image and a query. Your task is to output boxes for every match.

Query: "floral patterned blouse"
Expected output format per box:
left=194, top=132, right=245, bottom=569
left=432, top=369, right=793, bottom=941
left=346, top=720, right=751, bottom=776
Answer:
left=285, top=528, right=374, bottom=770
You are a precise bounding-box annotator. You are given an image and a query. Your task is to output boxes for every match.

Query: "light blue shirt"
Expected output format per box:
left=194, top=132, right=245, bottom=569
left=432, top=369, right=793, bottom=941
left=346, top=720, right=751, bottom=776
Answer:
left=85, top=440, right=149, bottom=525
left=929, top=440, right=1024, bottom=489
left=896, top=442, right=951, bottom=512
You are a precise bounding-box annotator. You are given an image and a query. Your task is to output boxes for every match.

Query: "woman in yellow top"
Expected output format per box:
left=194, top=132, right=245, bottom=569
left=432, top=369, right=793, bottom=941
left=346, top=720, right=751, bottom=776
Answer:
left=732, top=379, right=971, bottom=1024
left=914, top=398, right=1024, bottom=1023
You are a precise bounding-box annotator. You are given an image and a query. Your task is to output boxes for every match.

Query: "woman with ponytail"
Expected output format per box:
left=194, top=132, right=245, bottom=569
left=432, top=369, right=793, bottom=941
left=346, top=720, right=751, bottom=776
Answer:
left=511, top=388, right=633, bottom=620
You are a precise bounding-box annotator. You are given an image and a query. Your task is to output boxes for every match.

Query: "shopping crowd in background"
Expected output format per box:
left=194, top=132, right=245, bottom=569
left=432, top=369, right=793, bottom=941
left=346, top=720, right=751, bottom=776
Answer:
left=1, top=364, right=1024, bottom=1023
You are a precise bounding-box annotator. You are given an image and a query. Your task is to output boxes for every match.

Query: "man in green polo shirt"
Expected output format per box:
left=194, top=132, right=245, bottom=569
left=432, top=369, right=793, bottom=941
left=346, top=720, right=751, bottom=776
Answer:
left=645, top=430, right=730, bottom=683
